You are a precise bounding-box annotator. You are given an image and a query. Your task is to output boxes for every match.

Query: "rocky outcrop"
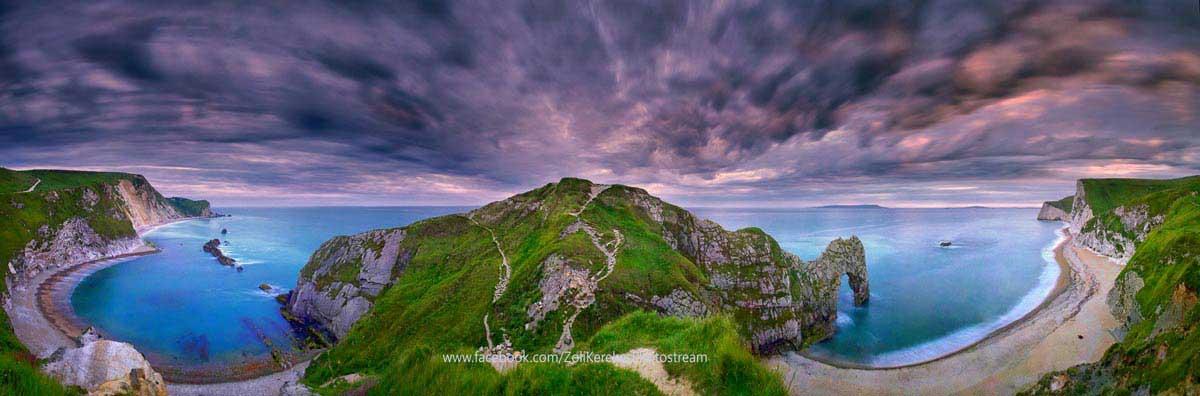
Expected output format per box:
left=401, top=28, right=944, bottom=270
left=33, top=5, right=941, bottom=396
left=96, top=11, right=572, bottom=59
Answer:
left=1107, top=270, right=1144, bottom=338
left=7, top=219, right=144, bottom=284
left=3, top=172, right=216, bottom=286
left=42, top=340, right=168, bottom=396
left=285, top=228, right=410, bottom=340
left=1036, top=201, right=1070, bottom=221
left=288, top=178, right=868, bottom=355
left=1066, top=181, right=1163, bottom=264
left=203, top=239, right=237, bottom=266
left=630, top=186, right=868, bottom=352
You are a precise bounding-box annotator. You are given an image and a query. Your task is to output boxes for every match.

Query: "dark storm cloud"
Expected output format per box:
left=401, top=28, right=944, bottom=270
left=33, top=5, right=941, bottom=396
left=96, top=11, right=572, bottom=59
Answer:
left=0, top=0, right=1197, bottom=206
left=73, top=19, right=164, bottom=82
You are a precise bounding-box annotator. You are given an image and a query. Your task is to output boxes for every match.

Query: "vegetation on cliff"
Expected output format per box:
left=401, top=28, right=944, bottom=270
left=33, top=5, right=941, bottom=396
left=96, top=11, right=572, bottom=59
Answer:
left=1024, top=176, right=1200, bottom=395
left=1046, top=196, right=1074, bottom=214
left=292, top=178, right=863, bottom=394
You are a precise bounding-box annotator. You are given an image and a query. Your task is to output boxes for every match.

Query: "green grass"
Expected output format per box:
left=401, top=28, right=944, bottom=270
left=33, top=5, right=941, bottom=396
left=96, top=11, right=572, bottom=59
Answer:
left=0, top=168, right=38, bottom=194
left=0, top=310, right=83, bottom=395
left=166, top=197, right=212, bottom=217
left=1046, top=195, right=1074, bottom=213
left=587, top=312, right=788, bottom=396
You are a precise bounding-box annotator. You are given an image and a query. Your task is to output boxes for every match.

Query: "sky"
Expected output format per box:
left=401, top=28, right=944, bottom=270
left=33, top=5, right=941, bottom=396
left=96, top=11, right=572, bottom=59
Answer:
left=1, top=1, right=1198, bottom=208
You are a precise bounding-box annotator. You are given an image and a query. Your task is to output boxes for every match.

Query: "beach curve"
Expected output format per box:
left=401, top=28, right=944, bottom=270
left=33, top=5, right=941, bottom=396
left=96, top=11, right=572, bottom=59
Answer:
left=770, top=228, right=1124, bottom=395
left=9, top=216, right=318, bottom=393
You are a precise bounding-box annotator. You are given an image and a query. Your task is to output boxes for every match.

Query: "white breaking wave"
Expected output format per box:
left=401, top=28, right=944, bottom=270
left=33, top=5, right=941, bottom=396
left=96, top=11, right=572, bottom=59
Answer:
left=864, top=226, right=1067, bottom=367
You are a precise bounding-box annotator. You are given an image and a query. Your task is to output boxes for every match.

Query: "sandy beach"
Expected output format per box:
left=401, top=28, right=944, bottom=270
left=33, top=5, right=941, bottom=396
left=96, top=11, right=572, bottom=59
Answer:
left=770, top=230, right=1124, bottom=395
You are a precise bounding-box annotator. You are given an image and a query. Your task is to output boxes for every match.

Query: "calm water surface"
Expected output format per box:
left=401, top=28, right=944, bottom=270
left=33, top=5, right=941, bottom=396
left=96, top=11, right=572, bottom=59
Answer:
left=73, top=206, right=1060, bottom=368
left=72, top=207, right=467, bottom=368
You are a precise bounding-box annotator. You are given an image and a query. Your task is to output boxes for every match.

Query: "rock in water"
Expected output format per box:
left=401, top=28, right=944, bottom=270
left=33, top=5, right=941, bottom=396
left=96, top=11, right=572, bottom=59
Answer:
left=260, top=283, right=273, bottom=292
left=202, top=238, right=237, bottom=266
left=221, top=228, right=228, bottom=234
left=42, top=340, right=168, bottom=396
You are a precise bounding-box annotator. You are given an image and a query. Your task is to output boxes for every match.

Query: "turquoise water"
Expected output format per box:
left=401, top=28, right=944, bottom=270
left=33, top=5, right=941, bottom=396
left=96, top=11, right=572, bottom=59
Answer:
left=71, top=207, right=467, bottom=369
left=691, top=207, right=1063, bottom=367
left=73, top=206, right=1061, bottom=370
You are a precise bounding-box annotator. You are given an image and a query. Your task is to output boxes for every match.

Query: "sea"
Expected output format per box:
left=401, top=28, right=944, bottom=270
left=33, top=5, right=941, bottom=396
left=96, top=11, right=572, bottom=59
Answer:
left=71, top=206, right=1062, bottom=369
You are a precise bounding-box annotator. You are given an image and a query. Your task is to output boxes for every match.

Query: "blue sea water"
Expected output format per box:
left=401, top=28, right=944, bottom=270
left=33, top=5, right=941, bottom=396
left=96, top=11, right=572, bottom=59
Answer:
left=71, top=207, right=468, bottom=369
left=72, top=206, right=1061, bottom=369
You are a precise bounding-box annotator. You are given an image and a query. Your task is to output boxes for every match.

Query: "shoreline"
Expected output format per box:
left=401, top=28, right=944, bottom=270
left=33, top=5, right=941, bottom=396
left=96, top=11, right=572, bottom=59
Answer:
left=772, top=226, right=1124, bottom=395
left=801, top=226, right=1073, bottom=370
left=13, top=215, right=317, bottom=389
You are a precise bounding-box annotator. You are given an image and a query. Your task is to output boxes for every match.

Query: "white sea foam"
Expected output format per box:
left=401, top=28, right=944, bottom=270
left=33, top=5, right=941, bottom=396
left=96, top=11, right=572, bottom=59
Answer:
left=836, top=312, right=854, bottom=327
left=863, top=226, right=1067, bottom=367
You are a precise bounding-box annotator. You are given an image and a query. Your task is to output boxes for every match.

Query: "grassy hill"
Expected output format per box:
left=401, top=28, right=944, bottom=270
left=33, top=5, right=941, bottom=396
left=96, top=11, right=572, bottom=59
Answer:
left=292, top=178, right=846, bottom=395
left=0, top=168, right=39, bottom=194
left=1024, top=176, right=1200, bottom=395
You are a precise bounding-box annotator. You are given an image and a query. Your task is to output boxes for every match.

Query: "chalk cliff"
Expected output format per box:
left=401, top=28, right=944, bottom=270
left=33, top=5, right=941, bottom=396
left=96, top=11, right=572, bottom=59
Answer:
left=1036, top=195, right=1072, bottom=221
left=1024, top=176, right=1200, bottom=395
left=2, top=171, right=215, bottom=284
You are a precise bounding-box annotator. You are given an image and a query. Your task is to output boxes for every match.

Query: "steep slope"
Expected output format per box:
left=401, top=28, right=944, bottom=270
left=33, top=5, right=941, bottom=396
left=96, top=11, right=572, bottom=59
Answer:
left=1024, top=176, right=1200, bottom=395
left=287, top=178, right=867, bottom=394
left=1037, top=195, right=1074, bottom=221
left=0, top=167, right=214, bottom=395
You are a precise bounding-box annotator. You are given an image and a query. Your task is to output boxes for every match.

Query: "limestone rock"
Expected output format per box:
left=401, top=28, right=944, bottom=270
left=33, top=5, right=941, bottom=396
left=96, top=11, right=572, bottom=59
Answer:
left=42, top=340, right=167, bottom=396
left=285, top=228, right=409, bottom=340
left=1041, top=199, right=1070, bottom=220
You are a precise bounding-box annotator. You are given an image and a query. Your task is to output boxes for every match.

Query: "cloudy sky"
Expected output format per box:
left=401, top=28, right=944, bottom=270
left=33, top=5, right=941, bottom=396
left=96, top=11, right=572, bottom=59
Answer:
left=1, top=1, right=1197, bottom=207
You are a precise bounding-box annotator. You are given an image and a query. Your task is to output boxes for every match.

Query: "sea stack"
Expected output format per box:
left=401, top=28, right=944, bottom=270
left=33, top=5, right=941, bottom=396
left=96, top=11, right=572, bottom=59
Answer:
left=202, top=239, right=237, bottom=266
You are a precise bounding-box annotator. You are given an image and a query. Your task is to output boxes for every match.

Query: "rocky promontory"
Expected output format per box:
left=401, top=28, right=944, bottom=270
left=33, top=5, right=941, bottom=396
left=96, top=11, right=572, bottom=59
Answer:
left=286, top=178, right=869, bottom=355
left=1036, top=195, right=1072, bottom=221
left=42, top=339, right=168, bottom=396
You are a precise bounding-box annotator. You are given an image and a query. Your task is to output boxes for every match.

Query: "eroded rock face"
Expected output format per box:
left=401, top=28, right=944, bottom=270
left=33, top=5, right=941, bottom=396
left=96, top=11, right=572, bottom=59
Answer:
left=5, top=175, right=214, bottom=285
left=1067, top=182, right=1165, bottom=264
left=8, top=218, right=143, bottom=283
left=632, top=187, right=868, bottom=352
left=42, top=340, right=168, bottom=396
left=1037, top=202, right=1069, bottom=221
left=286, top=228, right=409, bottom=340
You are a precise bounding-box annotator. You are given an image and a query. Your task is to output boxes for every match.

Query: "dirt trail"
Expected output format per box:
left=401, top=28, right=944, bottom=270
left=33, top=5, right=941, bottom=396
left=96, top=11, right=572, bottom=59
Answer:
left=554, top=187, right=623, bottom=353
left=466, top=215, right=511, bottom=302
left=612, top=348, right=697, bottom=396
left=18, top=178, right=40, bottom=193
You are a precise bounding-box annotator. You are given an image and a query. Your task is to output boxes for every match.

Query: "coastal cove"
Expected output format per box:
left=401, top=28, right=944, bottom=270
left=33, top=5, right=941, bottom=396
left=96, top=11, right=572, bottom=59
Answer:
left=47, top=205, right=1066, bottom=384
left=64, top=207, right=469, bottom=382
